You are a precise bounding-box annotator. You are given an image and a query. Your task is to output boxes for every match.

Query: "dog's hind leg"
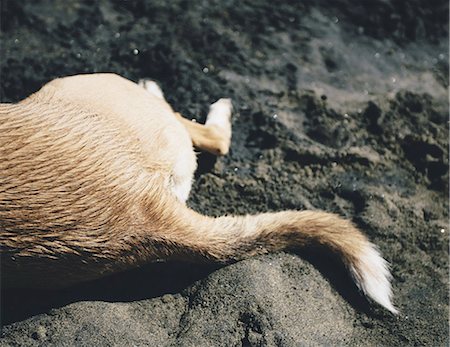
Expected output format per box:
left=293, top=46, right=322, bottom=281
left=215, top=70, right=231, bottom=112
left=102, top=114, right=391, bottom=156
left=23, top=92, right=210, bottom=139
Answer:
left=138, top=79, right=232, bottom=156
left=174, top=99, right=233, bottom=156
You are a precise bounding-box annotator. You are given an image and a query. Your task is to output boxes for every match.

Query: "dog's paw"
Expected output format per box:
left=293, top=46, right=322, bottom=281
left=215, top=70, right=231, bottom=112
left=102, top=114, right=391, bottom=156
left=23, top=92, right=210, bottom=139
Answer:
left=138, top=79, right=165, bottom=99
left=206, top=98, right=233, bottom=131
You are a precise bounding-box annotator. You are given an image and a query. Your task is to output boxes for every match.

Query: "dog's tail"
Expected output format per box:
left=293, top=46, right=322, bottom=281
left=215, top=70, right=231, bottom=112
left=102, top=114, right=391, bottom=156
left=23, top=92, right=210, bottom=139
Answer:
left=153, top=196, right=397, bottom=314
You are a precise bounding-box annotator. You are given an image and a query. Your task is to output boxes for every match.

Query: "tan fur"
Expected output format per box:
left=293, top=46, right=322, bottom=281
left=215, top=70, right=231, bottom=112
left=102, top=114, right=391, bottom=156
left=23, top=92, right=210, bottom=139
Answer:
left=174, top=112, right=231, bottom=156
left=0, top=73, right=396, bottom=312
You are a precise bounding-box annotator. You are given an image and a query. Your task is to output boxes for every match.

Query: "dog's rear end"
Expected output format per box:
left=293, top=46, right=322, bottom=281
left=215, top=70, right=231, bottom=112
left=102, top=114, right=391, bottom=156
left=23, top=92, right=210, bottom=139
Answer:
left=0, top=74, right=397, bottom=313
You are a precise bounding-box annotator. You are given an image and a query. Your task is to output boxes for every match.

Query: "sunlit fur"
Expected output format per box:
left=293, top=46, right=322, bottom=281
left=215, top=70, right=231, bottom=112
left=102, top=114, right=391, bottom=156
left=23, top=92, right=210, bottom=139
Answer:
left=0, top=73, right=397, bottom=313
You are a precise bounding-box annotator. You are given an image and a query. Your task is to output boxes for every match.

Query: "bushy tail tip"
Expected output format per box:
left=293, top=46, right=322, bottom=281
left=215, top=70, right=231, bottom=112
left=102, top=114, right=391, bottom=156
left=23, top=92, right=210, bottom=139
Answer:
left=350, top=244, right=398, bottom=314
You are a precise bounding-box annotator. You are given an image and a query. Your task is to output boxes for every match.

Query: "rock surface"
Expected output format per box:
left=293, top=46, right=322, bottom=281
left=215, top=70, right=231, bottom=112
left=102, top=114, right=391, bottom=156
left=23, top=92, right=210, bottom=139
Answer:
left=1, top=0, right=448, bottom=346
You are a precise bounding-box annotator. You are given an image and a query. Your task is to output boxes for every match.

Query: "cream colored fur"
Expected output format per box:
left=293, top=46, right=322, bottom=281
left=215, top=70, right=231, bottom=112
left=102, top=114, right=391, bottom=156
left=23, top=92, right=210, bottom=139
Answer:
left=0, top=73, right=397, bottom=313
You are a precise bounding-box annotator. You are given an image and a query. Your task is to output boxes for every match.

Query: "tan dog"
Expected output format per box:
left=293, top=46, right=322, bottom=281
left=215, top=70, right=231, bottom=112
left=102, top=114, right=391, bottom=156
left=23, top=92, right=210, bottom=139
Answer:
left=0, top=73, right=397, bottom=313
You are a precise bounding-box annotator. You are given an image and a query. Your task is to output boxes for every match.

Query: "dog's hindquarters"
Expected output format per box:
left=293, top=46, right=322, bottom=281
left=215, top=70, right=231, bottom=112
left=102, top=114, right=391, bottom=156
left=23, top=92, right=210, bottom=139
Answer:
left=0, top=74, right=396, bottom=314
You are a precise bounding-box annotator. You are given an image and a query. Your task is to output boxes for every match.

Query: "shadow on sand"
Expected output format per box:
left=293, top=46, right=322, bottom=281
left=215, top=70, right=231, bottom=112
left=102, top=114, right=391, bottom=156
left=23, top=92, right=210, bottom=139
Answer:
left=1, top=245, right=383, bottom=326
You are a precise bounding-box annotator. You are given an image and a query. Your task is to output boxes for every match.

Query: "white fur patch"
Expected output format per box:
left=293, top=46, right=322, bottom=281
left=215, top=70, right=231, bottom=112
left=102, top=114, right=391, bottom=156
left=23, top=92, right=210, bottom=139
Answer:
left=205, top=98, right=232, bottom=134
left=172, top=178, right=192, bottom=203
left=170, top=150, right=196, bottom=203
left=350, top=244, right=398, bottom=314
left=138, top=79, right=165, bottom=99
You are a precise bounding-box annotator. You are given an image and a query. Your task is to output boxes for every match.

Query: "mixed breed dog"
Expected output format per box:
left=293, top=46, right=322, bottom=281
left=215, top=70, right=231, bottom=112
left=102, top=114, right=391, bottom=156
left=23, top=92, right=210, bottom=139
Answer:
left=0, top=73, right=397, bottom=314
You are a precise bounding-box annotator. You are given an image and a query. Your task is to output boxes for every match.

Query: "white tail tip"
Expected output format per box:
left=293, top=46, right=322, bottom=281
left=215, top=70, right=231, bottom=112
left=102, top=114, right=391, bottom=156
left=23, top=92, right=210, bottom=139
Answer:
left=350, top=244, right=398, bottom=314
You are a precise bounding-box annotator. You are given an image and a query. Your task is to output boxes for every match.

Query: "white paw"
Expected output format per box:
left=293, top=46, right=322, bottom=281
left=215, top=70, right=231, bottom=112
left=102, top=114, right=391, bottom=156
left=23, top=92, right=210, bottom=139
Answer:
left=138, top=79, right=165, bottom=99
left=205, top=98, right=233, bottom=132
